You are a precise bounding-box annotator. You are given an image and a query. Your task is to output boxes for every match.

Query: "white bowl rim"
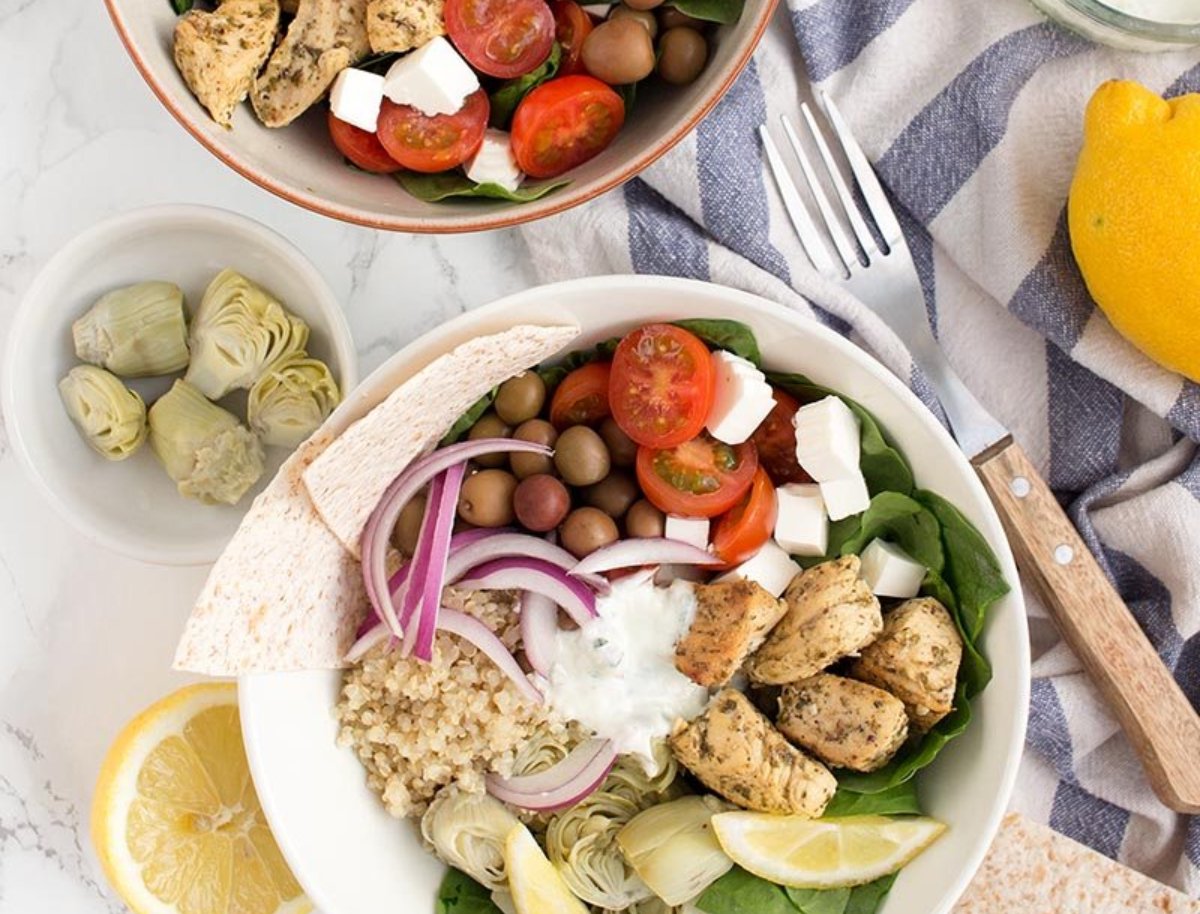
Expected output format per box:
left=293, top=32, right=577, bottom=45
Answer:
left=1, top=203, right=359, bottom=566
left=240, top=274, right=1030, bottom=914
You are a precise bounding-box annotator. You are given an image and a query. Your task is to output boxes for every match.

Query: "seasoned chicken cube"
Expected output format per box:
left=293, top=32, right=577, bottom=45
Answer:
left=173, top=0, right=281, bottom=128
left=851, top=597, right=963, bottom=733
left=776, top=673, right=909, bottom=772
left=366, top=0, right=445, bottom=53
left=746, top=556, right=882, bottom=685
left=674, top=580, right=788, bottom=687
left=669, top=689, right=835, bottom=817
left=252, top=0, right=370, bottom=127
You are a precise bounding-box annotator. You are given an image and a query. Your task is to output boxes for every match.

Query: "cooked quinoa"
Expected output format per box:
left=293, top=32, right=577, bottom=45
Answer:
left=336, top=588, right=565, bottom=818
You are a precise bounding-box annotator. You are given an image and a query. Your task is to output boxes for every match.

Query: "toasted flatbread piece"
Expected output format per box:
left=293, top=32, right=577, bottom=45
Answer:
left=303, top=324, right=580, bottom=556
left=366, top=0, right=445, bottom=53
left=173, top=433, right=367, bottom=675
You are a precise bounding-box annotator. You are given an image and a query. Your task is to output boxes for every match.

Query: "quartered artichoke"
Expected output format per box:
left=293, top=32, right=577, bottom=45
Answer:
left=72, top=281, right=190, bottom=377
left=58, top=365, right=148, bottom=460
left=148, top=379, right=265, bottom=505
left=616, top=796, right=733, bottom=907
left=420, top=789, right=521, bottom=892
left=604, top=742, right=681, bottom=806
left=247, top=352, right=340, bottom=448
left=185, top=268, right=308, bottom=400
left=546, top=790, right=654, bottom=910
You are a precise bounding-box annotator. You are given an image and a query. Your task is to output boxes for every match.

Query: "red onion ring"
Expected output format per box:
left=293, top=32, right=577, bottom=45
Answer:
left=456, top=556, right=597, bottom=627
left=570, top=537, right=720, bottom=577
left=438, top=608, right=542, bottom=705
left=486, top=738, right=616, bottom=812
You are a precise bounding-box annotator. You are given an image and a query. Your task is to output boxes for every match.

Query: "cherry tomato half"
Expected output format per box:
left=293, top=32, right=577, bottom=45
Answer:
left=712, top=468, right=777, bottom=566
left=636, top=435, right=758, bottom=518
left=445, top=0, right=556, bottom=78
left=553, top=0, right=595, bottom=76
left=752, top=388, right=813, bottom=485
left=549, top=361, right=612, bottom=427
left=511, top=75, right=625, bottom=179
left=376, top=90, right=489, bottom=174
left=609, top=324, right=715, bottom=449
left=328, top=110, right=401, bottom=173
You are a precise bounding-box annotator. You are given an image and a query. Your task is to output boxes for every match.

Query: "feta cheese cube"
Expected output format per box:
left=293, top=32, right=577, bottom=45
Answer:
left=714, top=540, right=801, bottom=598
left=330, top=67, right=385, bottom=132
left=664, top=515, right=710, bottom=551
left=466, top=129, right=523, bottom=192
left=819, top=474, right=870, bottom=521
left=774, top=483, right=828, bottom=557
left=860, top=539, right=926, bottom=599
left=706, top=351, right=776, bottom=445
left=383, top=36, right=479, bottom=117
left=793, top=395, right=861, bottom=481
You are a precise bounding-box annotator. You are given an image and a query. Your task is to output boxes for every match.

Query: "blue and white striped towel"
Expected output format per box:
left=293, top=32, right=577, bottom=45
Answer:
left=522, top=0, right=1200, bottom=895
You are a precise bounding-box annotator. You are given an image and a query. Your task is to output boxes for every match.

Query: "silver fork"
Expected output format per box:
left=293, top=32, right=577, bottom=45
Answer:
left=761, top=92, right=1200, bottom=814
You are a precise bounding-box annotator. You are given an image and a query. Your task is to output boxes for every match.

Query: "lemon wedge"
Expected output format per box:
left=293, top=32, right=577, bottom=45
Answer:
left=91, top=683, right=310, bottom=914
left=504, top=823, right=589, bottom=914
left=711, top=813, right=945, bottom=889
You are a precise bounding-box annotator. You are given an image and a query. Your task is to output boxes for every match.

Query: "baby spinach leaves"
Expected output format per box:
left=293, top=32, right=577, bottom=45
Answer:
left=396, top=172, right=570, bottom=203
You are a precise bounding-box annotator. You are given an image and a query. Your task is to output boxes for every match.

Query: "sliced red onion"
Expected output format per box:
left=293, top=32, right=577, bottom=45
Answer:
left=438, top=608, right=542, bottom=705
left=406, top=463, right=467, bottom=662
left=570, top=537, right=721, bottom=577
left=486, top=738, right=617, bottom=812
left=456, top=557, right=597, bottom=627
left=344, top=621, right=392, bottom=664
left=444, top=531, right=577, bottom=584
left=388, top=527, right=500, bottom=596
left=520, top=591, right=560, bottom=676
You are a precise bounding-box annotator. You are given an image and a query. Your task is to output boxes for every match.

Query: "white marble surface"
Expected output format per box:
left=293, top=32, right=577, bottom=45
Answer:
left=0, top=2, right=537, bottom=910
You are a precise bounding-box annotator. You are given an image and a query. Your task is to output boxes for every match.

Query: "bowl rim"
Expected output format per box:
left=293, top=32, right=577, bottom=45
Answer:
left=102, top=0, right=778, bottom=234
left=1, top=202, right=359, bottom=566
left=239, top=274, right=1030, bottom=914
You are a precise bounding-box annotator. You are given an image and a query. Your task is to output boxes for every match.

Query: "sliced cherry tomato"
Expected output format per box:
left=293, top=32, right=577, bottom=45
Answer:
left=445, top=0, right=555, bottom=78
left=375, top=90, right=489, bottom=174
left=609, top=324, right=714, bottom=449
left=552, top=1, right=594, bottom=76
left=327, top=110, right=401, bottom=173
left=636, top=435, right=758, bottom=518
left=712, top=468, right=777, bottom=566
left=549, top=361, right=612, bottom=427
left=511, top=75, right=625, bottom=179
left=752, top=388, right=813, bottom=485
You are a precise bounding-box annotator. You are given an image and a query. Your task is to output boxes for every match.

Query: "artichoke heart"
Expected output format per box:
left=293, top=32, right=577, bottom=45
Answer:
left=58, top=365, right=148, bottom=461
left=72, top=281, right=190, bottom=377
left=149, top=379, right=265, bottom=505
left=546, top=790, right=654, bottom=909
left=185, top=268, right=309, bottom=400
left=248, top=352, right=341, bottom=448
left=420, top=788, right=521, bottom=891
left=616, top=796, right=733, bottom=907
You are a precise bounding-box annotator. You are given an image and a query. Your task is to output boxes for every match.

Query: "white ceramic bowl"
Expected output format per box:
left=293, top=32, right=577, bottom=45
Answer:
left=104, top=0, right=776, bottom=233
left=239, top=275, right=1030, bottom=914
left=2, top=204, right=358, bottom=566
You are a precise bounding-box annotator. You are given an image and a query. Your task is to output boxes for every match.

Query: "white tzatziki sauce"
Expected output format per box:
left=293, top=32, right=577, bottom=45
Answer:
left=547, top=576, right=709, bottom=766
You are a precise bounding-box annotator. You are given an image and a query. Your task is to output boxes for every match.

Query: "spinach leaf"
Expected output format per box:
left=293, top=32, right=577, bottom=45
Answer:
left=617, top=80, right=637, bottom=113
left=787, top=887, right=851, bottom=914
left=823, top=779, right=921, bottom=817
left=696, top=867, right=796, bottom=914
left=436, top=868, right=502, bottom=914
left=845, top=874, right=898, bottom=914
left=536, top=337, right=619, bottom=389
left=674, top=318, right=763, bottom=366
left=357, top=51, right=400, bottom=74
left=396, top=171, right=570, bottom=203
left=171, top=0, right=194, bottom=12
left=667, top=0, right=745, bottom=23
left=490, top=43, right=561, bottom=127
left=830, top=492, right=944, bottom=575
left=439, top=390, right=495, bottom=446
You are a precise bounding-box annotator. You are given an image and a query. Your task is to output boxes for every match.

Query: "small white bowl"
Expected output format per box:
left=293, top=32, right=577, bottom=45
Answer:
left=239, top=276, right=1030, bottom=914
left=2, top=204, right=358, bottom=566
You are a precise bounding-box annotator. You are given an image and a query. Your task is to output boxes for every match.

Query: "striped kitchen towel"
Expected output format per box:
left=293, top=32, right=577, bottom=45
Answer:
left=520, top=0, right=1200, bottom=895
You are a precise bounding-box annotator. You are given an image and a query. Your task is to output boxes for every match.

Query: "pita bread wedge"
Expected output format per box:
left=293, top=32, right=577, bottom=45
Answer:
left=303, top=323, right=580, bottom=556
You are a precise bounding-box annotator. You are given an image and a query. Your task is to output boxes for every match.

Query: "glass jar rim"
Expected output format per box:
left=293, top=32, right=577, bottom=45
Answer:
left=1050, top=0, right=1200, bottom=40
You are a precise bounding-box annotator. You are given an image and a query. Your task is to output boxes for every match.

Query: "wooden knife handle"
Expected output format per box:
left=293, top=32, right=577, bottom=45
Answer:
left=974, top=438, right=1200, bottom=814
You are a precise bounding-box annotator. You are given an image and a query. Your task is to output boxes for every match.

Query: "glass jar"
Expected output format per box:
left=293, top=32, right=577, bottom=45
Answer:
left=1029, top=0, right=1200, bottom=50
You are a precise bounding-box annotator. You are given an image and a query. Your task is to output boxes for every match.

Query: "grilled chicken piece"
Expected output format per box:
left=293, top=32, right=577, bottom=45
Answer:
left=674, top=580, right=788, bottom=687
left=777, top=673, right=909, bottom=772
left=366, top=0, right=445, bottom=53
left=669, top=689, right=836, bottom=817
left=746, top=556, right=882, bottom=685
left=851, top=597, right=963, bottom=733
left=252, top=0, right=370, bottom=127
left=173, top=0, right=281, bottom=128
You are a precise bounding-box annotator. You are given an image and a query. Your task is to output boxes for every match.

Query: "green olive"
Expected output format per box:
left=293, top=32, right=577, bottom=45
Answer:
left=511, top=418, right=558, bottom=479
left=554, top=425, right=611, bottom=486
left=581, top=18, right=656, bottom=86
left=600, top=417, right=638, bottom=468
left=458, top=469, right=518, bottom=527
left=468, top=412, right=512, bottom=468
left=513, top=474, right=572, bottom=532
left=560, top=507, right=620, bottom=558
left=657, top=26, right=708, bottom=85
left=494, top=371, right=547, bottom=426
left=658, top=7, right=703, bottom=29
left=625, top=499, right=665, bottom=538
left=609, top=3, right=658, bottom=38
left=392, top=493, right=427, bottom=556
left=584, top=472, right=640, bottom=519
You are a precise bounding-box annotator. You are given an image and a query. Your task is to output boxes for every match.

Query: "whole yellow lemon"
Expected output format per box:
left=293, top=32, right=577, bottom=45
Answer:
left=1069, top=79, right=1200, bottom=383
